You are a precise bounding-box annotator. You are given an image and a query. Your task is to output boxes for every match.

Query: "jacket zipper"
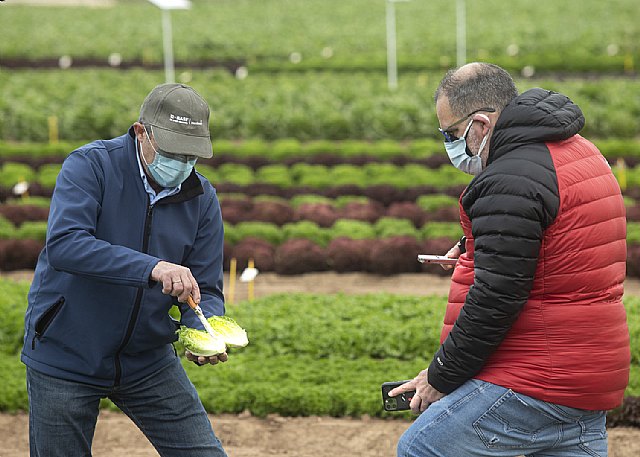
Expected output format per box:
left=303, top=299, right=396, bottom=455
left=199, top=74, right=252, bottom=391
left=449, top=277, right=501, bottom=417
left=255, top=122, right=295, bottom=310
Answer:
left=31, top=297, right=66, bottom=350
left=113, top=203, right=154, bottom=386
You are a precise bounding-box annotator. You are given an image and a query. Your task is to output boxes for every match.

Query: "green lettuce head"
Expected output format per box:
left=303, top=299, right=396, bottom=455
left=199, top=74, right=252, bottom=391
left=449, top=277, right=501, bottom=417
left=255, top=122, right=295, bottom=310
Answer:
left=177, top=326, right=226, bottom=356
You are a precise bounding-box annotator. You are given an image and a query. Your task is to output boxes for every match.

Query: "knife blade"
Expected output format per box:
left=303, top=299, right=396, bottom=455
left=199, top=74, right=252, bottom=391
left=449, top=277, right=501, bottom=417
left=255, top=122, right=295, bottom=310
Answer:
left=187, top=296, right=223, bottom=343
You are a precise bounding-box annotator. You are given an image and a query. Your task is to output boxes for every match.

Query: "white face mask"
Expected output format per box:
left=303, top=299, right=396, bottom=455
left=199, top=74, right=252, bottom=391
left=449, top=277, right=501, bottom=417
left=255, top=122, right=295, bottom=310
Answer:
left=443, top=118, right=489, bottom=176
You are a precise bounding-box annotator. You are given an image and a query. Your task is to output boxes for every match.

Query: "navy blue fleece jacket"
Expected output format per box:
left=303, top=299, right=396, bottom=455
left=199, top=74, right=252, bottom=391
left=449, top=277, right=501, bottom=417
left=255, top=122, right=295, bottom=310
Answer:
left=21, top=128, right=225, bottom=386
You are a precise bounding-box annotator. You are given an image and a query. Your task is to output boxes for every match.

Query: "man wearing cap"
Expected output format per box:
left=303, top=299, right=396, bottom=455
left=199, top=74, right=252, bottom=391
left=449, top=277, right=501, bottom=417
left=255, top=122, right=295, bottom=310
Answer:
left=22, top=84, right=228, bottom=456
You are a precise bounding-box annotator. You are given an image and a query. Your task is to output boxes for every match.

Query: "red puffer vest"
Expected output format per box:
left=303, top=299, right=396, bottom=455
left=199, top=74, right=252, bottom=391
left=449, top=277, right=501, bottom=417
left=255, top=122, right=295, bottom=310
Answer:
left=443, top=135, right=630, bottom=410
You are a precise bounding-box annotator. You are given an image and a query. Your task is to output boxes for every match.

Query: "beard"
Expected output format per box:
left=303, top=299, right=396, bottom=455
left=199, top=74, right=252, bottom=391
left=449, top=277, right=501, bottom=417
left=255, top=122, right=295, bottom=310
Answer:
left=466, top=130, right=489, bottom=168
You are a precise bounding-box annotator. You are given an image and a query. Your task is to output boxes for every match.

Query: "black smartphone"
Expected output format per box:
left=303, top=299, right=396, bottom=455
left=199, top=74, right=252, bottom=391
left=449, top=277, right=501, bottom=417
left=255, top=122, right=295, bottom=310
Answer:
left=381, top=380, right=416, bottom=411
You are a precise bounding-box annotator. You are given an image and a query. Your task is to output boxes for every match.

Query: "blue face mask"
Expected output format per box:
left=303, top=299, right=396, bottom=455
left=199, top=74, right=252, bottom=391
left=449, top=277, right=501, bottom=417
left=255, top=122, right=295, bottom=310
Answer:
left=444, top=118, right=489, bottom=176
left=142, top=128, right=196, bottom=188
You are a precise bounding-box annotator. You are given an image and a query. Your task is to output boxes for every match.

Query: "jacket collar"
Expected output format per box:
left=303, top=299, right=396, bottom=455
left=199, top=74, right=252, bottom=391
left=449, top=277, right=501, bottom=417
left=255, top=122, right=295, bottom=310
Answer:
left=487, top=88, right=585, bottom=165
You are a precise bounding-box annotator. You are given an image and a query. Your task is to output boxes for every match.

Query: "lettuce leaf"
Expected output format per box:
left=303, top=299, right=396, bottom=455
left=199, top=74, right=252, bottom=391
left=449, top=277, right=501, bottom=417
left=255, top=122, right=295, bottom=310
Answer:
left=207, top=316, right=249, bottom=348
left=177, top=326, right=227, bottom=356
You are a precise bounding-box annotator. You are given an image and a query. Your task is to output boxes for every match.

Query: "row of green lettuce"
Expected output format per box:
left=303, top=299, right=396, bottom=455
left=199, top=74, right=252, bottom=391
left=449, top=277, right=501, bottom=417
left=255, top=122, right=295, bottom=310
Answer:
left=232, top=220, right=640, bottom=247
left=1, top=159, right=640, bottom=192
left=0, top=219, right=463, bottom=245
left=0, top=161, right=472, bottom=190
left=1, top=0, right=638, bottom=75
left=1, top=281, right=639, bottom=416
left=4, top=218, right=640, bottom=248
left=0, top=207, right=640, bottom=246
left=3, top=70, right=640, bottom=142
left=2, top=137, right=640, bottom=161
left=1, top=192, right=637, bottom=215
left=225, top=220, right=462, bottom=246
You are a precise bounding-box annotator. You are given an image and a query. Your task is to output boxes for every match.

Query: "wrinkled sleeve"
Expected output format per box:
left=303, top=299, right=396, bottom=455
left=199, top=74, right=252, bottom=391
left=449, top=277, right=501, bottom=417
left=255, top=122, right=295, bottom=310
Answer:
left=177, top=186, right=225, bottom=330
left=46, top=150, right=160, bottom=288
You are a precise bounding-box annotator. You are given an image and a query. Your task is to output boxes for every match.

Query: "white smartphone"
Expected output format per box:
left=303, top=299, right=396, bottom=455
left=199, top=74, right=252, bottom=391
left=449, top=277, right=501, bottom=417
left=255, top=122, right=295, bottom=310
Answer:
left=417, top=255, right=458, bottom=266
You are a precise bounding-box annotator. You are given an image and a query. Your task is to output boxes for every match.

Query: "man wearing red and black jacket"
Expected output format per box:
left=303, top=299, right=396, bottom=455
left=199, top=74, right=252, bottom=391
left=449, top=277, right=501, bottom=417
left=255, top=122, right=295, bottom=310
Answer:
left=391, top=63, right=630, bottom=457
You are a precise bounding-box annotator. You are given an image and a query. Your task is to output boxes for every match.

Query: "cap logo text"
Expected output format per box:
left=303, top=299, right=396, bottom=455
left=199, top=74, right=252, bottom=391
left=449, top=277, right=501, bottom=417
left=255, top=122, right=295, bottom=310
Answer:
left=169, top=114, right=203, bottom=126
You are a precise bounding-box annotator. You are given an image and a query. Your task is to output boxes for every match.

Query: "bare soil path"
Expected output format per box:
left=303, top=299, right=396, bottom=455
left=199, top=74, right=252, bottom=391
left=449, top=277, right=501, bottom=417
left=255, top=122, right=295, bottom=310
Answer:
left=3, top=271, right=639, bottom=456
left=2, top=411, right=639, bottom=457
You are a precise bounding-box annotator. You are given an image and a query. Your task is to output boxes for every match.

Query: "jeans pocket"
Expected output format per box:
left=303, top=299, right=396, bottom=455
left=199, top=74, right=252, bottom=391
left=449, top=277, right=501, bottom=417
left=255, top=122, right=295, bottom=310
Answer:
left=578, top=412, right=608, bottom=457
left=473, top=390, right=560, bottom=450
left=579, top=431, right=607, bottom=457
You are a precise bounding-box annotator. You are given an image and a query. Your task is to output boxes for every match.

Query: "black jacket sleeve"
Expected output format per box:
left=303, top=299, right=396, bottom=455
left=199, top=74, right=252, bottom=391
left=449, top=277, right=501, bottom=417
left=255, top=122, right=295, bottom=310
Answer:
left=427, top=145, right=560, bottom=394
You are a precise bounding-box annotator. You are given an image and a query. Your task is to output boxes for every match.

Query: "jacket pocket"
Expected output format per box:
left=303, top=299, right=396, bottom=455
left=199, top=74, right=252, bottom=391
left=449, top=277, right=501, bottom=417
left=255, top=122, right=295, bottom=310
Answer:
left=32, top=297, right=65, bottom=350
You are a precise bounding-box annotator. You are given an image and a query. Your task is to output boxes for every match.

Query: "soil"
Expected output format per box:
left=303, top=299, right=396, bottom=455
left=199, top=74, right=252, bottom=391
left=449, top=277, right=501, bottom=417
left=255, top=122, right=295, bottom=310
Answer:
left=3, top=271, right=640, bottom=456
left=0, top=410, right=637, bottom=457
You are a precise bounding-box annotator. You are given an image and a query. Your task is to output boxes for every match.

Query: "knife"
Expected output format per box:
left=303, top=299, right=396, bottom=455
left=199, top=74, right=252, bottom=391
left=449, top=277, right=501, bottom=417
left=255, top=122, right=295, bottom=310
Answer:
left=186, top=296, right=222, bottom=342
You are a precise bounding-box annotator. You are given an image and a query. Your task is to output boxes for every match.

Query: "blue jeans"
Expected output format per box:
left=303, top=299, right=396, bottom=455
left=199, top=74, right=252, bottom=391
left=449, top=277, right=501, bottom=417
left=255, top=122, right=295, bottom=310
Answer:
left=26, top=357, right=227, bottom=457
left=397, top=379, right=607, bottom=457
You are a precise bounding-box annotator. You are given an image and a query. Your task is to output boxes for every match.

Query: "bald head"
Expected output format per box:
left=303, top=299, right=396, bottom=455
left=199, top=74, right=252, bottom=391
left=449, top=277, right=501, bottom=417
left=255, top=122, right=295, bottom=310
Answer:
left=434, top=62, right=518, bottom=117
left=454, top=62, right=482, bottom=79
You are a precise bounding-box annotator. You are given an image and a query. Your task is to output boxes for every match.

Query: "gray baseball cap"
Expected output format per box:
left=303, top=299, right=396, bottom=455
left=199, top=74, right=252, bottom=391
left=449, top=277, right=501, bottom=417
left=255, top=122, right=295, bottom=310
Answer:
left=139, top=83, right=213, bottom=159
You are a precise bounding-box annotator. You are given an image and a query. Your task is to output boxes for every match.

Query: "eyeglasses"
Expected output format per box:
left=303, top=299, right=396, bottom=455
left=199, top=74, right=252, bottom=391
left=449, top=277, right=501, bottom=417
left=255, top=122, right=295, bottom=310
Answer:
left=143, top=125, right=197, bottom=163
left=439, top=107, right=496, bottom=143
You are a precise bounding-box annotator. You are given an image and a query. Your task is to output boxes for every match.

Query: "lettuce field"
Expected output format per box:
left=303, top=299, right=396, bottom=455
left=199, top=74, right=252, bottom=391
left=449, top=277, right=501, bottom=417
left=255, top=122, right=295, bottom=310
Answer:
left=1, top=280, right=639, bottom=425
left=0, top=140, right=639, bottom=276
left=1, top=0, right=639, bottom=436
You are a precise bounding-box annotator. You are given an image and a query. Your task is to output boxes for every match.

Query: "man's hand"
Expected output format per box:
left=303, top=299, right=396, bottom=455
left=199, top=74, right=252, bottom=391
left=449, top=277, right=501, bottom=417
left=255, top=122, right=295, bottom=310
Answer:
left=151, top=261, right=200, bottom=303
left=185, top=350, right=228, bottom=366
left=388, top=369, right=445, bottom=414
left=441, top=243, right=462, bottom=271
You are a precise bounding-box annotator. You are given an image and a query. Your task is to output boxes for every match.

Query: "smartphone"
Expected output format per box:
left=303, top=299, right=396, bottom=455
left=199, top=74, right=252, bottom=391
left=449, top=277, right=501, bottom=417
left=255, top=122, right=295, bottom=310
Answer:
left=417, top=254, right=458, bottom=266
left=381, top=380, right=416, bottom=411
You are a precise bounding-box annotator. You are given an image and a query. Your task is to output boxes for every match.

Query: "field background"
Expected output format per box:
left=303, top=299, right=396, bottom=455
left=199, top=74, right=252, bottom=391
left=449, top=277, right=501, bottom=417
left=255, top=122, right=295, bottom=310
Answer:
left=1, top=0, right=639, bottom=455
left=2, top=272, right=640, bottom=456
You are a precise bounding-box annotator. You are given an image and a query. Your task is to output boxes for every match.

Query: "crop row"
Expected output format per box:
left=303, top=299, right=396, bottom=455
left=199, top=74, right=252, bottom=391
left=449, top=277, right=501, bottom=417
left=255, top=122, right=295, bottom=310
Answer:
left=1, top=287, right=639, bottom=421
left=2, top=160, right=640, bottom=207
left=5, top=202, right=640, bottom=249
left=1, top=0, right=638, bottom=75
left=0, top=216, right=466, bottom=274
left=0, top=194, right=463, bottom=226
left=3, top=137, right=640, bottom=163
left=3, top=70, right=640, bottom=142
left=3, top=213, right=640, bottom=278
left=230, top=221, right=640, bottom=277
left=0, top=160, right=471, bottom=190
left=2, top=181, right=640, bottom=218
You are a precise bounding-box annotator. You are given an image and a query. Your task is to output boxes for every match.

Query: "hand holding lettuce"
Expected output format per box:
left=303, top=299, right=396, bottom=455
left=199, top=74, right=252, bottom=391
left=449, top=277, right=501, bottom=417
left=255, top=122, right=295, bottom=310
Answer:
left=177, top=316, right=249, bottom=356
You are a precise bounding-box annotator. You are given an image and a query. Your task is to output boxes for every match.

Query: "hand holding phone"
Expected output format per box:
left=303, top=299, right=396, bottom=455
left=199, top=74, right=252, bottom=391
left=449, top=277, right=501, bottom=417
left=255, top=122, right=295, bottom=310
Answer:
left=381, top=380, right=416, bottom=411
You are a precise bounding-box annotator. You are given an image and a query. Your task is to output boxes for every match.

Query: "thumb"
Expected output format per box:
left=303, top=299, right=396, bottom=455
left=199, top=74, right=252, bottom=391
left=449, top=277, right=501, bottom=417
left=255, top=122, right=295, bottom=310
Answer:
left=388, top=379, right=416, bottom=397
